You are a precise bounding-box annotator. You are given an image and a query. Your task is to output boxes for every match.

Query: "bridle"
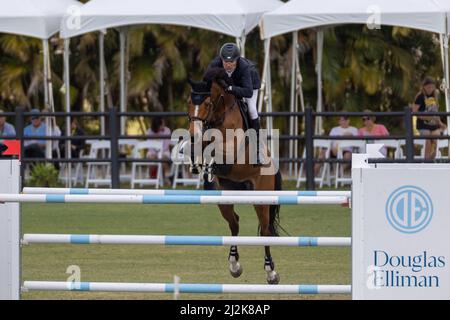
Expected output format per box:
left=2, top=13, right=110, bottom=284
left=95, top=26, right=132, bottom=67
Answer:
left=188, top=88, right=238, bottom=180
left=188, top=92, right=241, bottom=131
left=188, top=92, right=226, bottom=130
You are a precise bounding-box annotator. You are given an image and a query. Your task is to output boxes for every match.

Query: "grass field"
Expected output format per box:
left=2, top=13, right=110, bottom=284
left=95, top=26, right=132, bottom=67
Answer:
left=21, top=183, right=351, bottom=300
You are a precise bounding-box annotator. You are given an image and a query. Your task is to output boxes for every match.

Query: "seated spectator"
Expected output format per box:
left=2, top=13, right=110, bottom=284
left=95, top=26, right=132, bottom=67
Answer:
left=413, top=77, right=447, bottom=160
left=23, top=109, right=47, bottom=159
left=324, top=115, right=359, bottom=174
left=0, top=109, right=16, bottom=140
left=146, top=117, right=172, bottom=181
left=330, top=116, right=358, bottom=157
left=358, top=110, right=389, bottom=137
left=60, top=119, right=86, bottom=159
left=358, top=109, right=389, bottom=155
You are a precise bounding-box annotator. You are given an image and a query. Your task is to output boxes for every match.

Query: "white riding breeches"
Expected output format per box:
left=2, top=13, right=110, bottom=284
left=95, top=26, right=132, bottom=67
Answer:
left=245, top=89, right=259, bottom=120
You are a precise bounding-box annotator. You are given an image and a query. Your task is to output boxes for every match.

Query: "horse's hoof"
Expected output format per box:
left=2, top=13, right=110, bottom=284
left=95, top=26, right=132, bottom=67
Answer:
left=230, top=263, right=243, bottom=278
left=267, top=271, right=280, bottom=285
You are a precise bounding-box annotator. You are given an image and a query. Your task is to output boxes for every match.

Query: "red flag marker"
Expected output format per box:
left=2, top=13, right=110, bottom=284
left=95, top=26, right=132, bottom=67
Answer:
left=2, top=140, right=21, bottom=159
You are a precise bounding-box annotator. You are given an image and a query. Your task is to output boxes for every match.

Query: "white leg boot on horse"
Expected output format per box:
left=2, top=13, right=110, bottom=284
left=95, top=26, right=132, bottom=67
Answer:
left=228, top=245, right=243, bottom=278
left=218, top=204, right=243, bottom=278
left=265, top=255, right=280, bottom=285
left=255, top=204, right=280, bottom=285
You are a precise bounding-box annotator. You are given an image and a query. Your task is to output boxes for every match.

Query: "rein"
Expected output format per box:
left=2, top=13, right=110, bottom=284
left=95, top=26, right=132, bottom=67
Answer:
left=188, top=91, right=238, bottom=130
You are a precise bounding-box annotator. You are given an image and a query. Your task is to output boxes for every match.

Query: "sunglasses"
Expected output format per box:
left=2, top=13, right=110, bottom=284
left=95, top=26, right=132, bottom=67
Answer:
left=362, top=117, right=371, bottom=121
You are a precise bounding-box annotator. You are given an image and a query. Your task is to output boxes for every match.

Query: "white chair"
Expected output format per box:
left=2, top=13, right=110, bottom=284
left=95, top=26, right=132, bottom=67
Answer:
left=373, top=139, right=402, bottom=159
left=118, top=139, right=139, bottom=183
left=85, top=140, right=111, bottom=188
left=335, top=140, right=366, bottom=188
left=73, top=140, right=97, bottom=186
left=296, top=140, right=332, bottom=189
left=170, top=140, right=202, bottom=189
left=398, top=139, right=426, bottom=159
left=130, top=140, right=164, bottom=189
left=436, top=139, right=449, bottom=159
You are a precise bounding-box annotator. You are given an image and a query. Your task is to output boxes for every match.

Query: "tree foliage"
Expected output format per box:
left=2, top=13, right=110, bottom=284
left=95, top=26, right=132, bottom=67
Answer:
left=0, top=24, right=445, bottom=134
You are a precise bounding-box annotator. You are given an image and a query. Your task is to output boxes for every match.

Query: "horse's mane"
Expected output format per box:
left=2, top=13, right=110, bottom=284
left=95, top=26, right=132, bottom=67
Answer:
left=203, top=67, right=233, bottom=89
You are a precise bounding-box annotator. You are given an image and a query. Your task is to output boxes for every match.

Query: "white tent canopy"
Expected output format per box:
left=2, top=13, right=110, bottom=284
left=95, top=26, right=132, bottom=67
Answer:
left=261, top=0, right=447, bottom=39
left=59, top=0, right=283, bottom=141
left=0, top=0, right=81, bottom=39
left=61, top=0, right=283, bottom=39
left=259, top=0, right=450, bottom=179
left=0, top=0, right=82, bottom=161
left=58, top=0, right=282, bottom=187
left=436, top=1, right=450, bottom=34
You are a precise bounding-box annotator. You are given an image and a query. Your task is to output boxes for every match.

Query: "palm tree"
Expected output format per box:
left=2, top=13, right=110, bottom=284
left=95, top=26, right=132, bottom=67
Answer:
left=0, top=23, right=444, bottom=137
left=0, top=35, right=44, bottom=109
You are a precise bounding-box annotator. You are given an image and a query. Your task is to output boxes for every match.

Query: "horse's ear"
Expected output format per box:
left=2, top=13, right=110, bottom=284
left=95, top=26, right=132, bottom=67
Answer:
left=188, top=77, right=208, bottom=93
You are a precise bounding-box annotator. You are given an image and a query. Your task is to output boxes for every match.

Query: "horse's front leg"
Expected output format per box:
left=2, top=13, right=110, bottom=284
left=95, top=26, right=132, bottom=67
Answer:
left=255, top=205, right=280, bottom=285
left=218, top=204, right=243, bottom=278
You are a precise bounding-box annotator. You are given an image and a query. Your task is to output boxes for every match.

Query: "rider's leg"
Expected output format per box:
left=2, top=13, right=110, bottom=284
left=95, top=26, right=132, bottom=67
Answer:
left=246, top=90, right=262, bottom=166
left=247, top=89, right=259, bottom=120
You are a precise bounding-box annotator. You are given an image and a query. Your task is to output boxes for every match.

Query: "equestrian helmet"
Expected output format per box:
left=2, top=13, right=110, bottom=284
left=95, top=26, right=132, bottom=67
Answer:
left=220, top=43, right=240, bottom=62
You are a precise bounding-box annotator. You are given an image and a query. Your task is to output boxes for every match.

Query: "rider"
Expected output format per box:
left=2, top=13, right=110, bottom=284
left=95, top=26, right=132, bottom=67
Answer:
left=204, top=43, right=263, bottom=165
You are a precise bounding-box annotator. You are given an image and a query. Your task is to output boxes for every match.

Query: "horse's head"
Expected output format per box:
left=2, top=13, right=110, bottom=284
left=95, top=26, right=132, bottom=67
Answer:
left=187, top=68, right=232, bottom=174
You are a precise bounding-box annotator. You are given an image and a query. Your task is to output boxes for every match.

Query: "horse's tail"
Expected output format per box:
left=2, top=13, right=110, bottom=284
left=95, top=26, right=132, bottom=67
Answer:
left=269, top=170, right=282, bottom=237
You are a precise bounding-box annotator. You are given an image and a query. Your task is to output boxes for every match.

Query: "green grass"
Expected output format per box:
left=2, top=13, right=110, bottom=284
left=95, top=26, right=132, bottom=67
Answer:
left=21, top=182, right=352, bottom=300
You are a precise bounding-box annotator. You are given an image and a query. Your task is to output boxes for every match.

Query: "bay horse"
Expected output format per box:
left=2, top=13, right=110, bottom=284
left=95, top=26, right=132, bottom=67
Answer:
left=187, top=68, right=282, bottom=284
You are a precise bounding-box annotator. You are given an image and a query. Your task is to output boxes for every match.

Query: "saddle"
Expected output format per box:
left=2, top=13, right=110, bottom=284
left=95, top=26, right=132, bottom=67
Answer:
left=236, top=99, right=250, bottom=131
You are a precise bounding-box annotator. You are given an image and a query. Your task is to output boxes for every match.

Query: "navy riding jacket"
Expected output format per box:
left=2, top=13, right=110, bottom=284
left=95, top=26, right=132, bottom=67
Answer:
left=204, top=57, right=261, bottom=99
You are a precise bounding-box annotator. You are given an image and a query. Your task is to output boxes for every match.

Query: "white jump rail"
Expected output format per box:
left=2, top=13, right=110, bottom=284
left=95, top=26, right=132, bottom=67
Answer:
left=22, top=187, right=352, bottom=198
left=22, top=281, right=352, bottom=295
left=22, top=234, right=351, bottom=247
left=0, top=194, right=349, bottom=205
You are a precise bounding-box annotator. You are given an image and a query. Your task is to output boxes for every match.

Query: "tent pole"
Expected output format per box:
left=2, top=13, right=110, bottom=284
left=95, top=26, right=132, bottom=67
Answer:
left=236, top=32, right=246, bottom=58
left=289, top=32, right=298, bottom=178
left=47, top=39, right=57, bottom=160
left=295, top=37, right=305, bottom=178
left=258, top=38, right=271, bottom=114
left=316, top=29, right=324, bottom=135
left=64, top=39, right=72, bottom=187
left=119, top=28, right=127, bottom=136
left=99, top=30, right=106, bottom=136
left=265, top=40, right=274, bottom=154
left=43, top=39, right=52, bottom=159
left=443, top=34, right=450, bottom=133
left=296, top=49, right=306, bottom=113
left=43, top=40, right=49, bottom=110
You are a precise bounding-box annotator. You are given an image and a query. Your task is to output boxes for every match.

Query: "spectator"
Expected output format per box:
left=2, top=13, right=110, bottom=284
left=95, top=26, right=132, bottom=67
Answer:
left=413, top=77, right=447, bottom=160
left=329, top=116, right=358, bottom=157
left=358, top=109, right=389, bottom=155
left=358, top=110, right=389, bottom=137
left=60, top=119, right=86, bottom=159
left=146, top=117, right=172, bottom=181
left=23, top=109, right=47, bottom=159
left=0, top=109, right=16, bottom=139
left=323, top=116, right=359, bottom=174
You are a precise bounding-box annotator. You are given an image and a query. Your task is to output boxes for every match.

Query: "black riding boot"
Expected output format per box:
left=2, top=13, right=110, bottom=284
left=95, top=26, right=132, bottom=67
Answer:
left=250, top=118, right=263, bottom=166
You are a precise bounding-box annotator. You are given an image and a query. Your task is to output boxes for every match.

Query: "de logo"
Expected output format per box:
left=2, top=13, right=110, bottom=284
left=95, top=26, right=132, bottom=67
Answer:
left=385, top=186, right=433, bottom=234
